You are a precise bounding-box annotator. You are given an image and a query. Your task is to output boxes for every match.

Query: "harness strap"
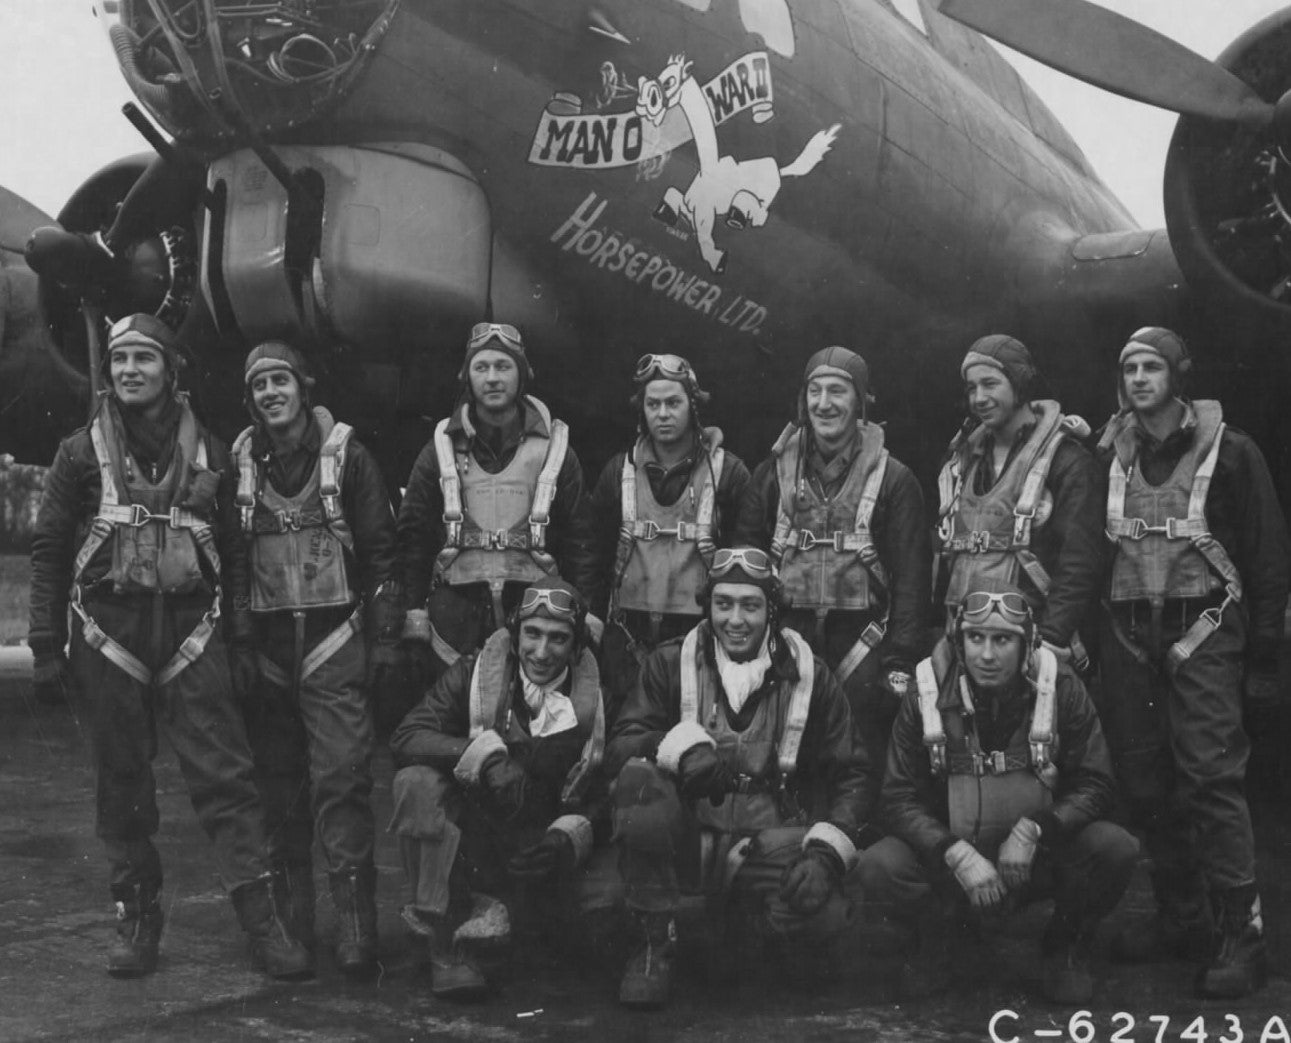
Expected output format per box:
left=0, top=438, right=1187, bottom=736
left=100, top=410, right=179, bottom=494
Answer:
left=562, top=687, right=607, bottom=805
left=915, top=658, right=947, bottom=775
left=430, top=621, right=463, bottom=668
left=834, top=619, right=887, bottom=685
left=318, top=421, right=352, bottom=523
left=776, top=628, right=815, bottom=776
left=611, top=453, right=638, bottom=603
left=1028, top=646, right=1057, bottom=769
left=677, top=625, right=815, bottom=781
left=296, top=606, right=363, bottom=682
left=72, top=591, right=221, bottom=688
left=233, top=425, right=257, bottom=532
left=433, top=417, right=463, bottom=547
left=1108, top=415, right=1242, bottom=671
left=1011, top=424, right=1067, bottom=548
left=679, top=625, right=701, bottom=725
left=611, top=439, right=724, bottom=613
left=75, top=403, right=221, bottom=687
left=529, top=411, right=568, bottom=548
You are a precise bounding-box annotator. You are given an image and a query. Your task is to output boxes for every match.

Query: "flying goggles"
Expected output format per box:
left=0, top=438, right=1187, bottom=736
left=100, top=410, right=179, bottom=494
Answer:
left=468, top=322, right=525, bottom=351
left=710, top=547, right=775, bottom=581
left=635, top=353, right=697, bottom=382
left=517, top=586, right=580, bottom=621
left=959, top=591, right=1031, bottom=627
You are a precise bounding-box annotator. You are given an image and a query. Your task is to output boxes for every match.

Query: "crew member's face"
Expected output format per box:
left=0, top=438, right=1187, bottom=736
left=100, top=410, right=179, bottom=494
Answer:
left=1121, top=353, right=1172, bottom=416
left=110, top=344, right=169, bottom=410
left=710, top=582, right=769, bottom=662
left=964, top=364, right=1018, bottom=432
left=962, top=626, right=1025, bottom=688
left=517, top=616, right=576, bottom=685
left=643, top=378, right=692, bottom=449
left=806, top=375, right=859, bottom=444
left=250, top=368, right=305, bottom=432
left=469, top=349, right=521, bottom=413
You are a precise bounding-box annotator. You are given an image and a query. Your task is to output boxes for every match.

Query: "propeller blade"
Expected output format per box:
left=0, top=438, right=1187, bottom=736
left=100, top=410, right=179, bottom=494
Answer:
left=936, top=0, right=1275, bottom=125
left=0, top=185, right=57, bottom=255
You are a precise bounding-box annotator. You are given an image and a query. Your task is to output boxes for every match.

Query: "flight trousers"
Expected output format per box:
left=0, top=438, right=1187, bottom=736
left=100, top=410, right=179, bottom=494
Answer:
left=613, top=759, right=854, bottom=940
left=244, top=629, right=375, bottom=875
left=856, top=821, right=1138, bottom=930
left=69, top=592, right=271, bottom=894
left=1098, top=601, right=1255, bottom=892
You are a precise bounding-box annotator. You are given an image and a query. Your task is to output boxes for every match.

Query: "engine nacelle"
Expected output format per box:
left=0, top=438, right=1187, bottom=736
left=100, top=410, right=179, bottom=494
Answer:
left=1164, top=9, right=1291, bottom=323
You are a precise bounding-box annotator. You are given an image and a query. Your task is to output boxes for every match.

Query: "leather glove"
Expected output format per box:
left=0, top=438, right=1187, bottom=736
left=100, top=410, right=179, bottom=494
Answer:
left=507, top=829, right=575, bottom=881
left=945, top=839, right=1006, bottom=910
left=229, top=644, right=260, bottom=701
left=481, top=752, right=529, bottom=818
left=779, top=843, right=843, bottom=915
left=884, top=668, right=912, bottom=697
left=32, top=652, right=70, bottom=705
left=179, top=465, right=220, bottom=513
left=997, top=817, right=1042, bottom=891
left=677, top=743, right=730, bottom=803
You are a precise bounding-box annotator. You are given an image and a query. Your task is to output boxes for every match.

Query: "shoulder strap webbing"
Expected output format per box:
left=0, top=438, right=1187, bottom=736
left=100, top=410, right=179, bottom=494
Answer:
left=1028, top=646, right=1057, bottom=769
left=233, top=425, right=257, bottom=532
left=776, top=627, right=815, bottom=776
left=915, top=656, right=947, bottom=775
left=679, top=624, right=703, bottom=724
left=433, top=416, right=462, bottom=547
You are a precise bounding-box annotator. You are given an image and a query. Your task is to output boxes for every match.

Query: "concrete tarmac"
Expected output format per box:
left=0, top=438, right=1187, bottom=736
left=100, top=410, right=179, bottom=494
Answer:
left=1, top=647, right=1288, bottom=1042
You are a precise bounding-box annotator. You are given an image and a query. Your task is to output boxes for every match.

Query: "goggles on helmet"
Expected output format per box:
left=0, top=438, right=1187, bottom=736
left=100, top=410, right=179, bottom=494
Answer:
left=468, top=322, right=524, bottom=351
left=635, top=353, right=696, bottom=385
left=710, top=547, right=775, bottom=581
left=518, top=586, right=580, bottom=620
left=960, top=591, right=1031, bottom=626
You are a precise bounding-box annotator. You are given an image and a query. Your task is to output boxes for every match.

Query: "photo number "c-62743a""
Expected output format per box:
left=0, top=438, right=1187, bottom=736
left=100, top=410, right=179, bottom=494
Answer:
left=987, top=1010, right=1290, bottom=1043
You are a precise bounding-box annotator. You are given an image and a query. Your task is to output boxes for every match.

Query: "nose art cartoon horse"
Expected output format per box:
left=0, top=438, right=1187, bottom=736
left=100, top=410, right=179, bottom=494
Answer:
left=636, top=53, right=840, bottom=275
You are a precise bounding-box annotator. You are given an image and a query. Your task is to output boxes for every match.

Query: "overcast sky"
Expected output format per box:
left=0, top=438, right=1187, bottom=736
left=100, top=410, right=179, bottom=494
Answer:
left=1, top=2, right=1287, bottom=228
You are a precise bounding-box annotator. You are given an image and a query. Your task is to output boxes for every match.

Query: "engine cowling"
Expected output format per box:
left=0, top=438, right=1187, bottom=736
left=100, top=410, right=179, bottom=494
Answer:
left=1164, top=9, right=1291, bottom=322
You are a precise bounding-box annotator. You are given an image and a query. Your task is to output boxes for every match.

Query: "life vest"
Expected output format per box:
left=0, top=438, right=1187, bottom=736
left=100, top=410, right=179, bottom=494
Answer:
left=937, top=401, right=1084, bottom=606
left=612, top=431, right=725, bottom=618
left=914, top=641, right=1059, bottom=857
left=770, top=421, right=889, bottom=682
left=1102, top=400, right=1242, bottom=672
left=71, top=394, right=222, bottom=687
left=467, top=627, right=605, bottom=805
left=233, top=407, right=356, bottom=613
left=676, top=622, right=815, bottom=836
left=431, top=397, right=568, bottom=627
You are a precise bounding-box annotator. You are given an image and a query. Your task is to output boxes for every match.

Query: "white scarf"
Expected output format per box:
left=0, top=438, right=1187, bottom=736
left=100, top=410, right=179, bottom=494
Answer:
left=714, top=632, right=772, bottom=714
left=520, top=667, right=577, bottom=738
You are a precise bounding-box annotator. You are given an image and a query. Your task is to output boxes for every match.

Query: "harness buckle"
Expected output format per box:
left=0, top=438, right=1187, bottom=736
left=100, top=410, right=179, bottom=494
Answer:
left=988, top=750, right=1008, bottom=775
left=968, top=530, right=992, bottom=554
left=636, top=520, right=660, bottom=541
left=1164, top=517, right=1197, bottom=540
left=1121, top=517, right=1150, bottom=541
left=321, top=492, right=341, bottom=520
left=1012, top=509, right=1034, bottom=546
left=797, top=529, right=825, bottom=551
left=127, top=504, right=154, bottom=527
